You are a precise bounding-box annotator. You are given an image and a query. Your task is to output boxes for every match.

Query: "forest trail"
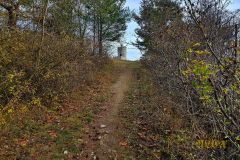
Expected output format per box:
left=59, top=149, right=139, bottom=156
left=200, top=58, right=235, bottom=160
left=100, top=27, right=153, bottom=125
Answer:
left=80, top=62, right=134, bottom=159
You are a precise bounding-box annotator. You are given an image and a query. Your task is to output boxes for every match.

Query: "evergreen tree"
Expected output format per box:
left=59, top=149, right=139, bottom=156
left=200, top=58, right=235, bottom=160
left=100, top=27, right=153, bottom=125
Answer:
left=135, top=0, right=182, bottom=51
left=88, top=0, right=130, bottom=54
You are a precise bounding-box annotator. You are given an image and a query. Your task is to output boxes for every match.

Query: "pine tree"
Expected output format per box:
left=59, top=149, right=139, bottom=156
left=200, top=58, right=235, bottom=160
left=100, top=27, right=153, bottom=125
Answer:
left=88, top=0, right=130, bottom=55
left=135, top=0, right=182, bottom=51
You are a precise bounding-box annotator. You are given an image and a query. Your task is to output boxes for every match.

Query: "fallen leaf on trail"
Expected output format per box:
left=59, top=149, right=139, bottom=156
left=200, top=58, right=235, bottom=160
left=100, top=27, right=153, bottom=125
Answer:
left=138, top=132, right=150, bottom=141
left=119, top=140, right=128, bottom=147
left=48, top=131, right=58, bottom=138
left=46, top=115, right=55, bottom=123
left=18, top=139, right=29, bottom=147
left=138, top=132, right=145, bottom=138
left=150, top=135, right=159, bottom=141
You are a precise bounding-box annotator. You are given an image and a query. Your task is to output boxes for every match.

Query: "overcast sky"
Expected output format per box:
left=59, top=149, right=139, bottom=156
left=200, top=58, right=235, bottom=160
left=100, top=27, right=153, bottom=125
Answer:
left=123, top=0, right=141, bottom=61
left=124, top=0, right=240, bottom=61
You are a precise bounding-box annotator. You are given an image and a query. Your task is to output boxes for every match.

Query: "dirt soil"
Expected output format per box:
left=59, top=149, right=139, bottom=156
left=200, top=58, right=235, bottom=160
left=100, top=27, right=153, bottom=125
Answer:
left=80, top=67, right=133, bottom=160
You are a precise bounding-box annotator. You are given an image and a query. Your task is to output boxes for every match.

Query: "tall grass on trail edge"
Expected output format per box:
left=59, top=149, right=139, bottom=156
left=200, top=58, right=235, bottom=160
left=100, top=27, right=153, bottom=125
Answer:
left=0, top=66, right=115, bottom=159
left=120, top=67, right=228, bottom=160
left=0, top=30, right=117, bottom=159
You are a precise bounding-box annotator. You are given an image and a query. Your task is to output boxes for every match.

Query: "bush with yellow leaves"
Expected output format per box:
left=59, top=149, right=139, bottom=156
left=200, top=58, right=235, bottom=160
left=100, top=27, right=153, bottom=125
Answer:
left=0, top=30, right=109, bottom=125
left=182, top=43, right=240, bottom=150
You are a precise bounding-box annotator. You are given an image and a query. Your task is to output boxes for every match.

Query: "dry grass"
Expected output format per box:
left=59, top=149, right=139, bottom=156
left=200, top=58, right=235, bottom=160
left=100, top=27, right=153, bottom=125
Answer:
left=119, top=66, right=212, bottom=159
left=0, top=59, right=119, bottom=159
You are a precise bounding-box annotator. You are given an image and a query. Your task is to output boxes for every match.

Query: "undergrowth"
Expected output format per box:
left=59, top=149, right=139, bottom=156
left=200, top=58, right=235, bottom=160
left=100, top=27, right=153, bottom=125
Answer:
left=120, top=66, right=226, bottom=159
left=0, top=30, right=118, bottom=159
left=0, top=63, right=117, bottom=159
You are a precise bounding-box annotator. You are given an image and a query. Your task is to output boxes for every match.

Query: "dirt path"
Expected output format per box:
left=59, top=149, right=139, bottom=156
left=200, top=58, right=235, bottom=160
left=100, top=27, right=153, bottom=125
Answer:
left=80, top=67, right=133, bottom=159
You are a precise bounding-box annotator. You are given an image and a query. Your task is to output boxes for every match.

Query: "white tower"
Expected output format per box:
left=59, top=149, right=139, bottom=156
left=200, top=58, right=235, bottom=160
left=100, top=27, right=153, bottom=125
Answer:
left=118, top=44, right=127, bottom=60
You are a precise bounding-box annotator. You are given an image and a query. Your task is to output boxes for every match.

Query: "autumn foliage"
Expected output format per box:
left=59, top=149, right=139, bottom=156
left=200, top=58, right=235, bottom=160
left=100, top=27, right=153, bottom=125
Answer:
left=135, top=0, right=240, bottom=158
left=0, top=30, right=110, bottom=125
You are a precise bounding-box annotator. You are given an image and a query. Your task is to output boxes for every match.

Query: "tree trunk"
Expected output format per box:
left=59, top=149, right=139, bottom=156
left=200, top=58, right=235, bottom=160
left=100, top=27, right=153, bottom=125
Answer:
left=8, top=8, right=17, bottom=28
left=99, top=39, right=102, bottom=55
left=98, top=16, right=103, bottom=55
left=93, top=12, right=96, bottom=55
left=0, top=3, right=19, bottom=29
